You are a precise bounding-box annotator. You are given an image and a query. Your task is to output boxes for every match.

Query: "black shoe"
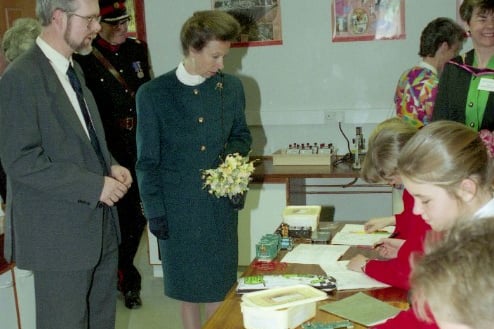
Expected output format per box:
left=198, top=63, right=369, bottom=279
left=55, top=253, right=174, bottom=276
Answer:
left=124, top=290, right=142, bottom=309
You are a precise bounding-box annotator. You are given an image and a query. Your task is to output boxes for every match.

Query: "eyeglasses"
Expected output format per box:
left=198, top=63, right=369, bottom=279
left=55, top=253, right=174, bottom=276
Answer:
left=448, top=60, right=494, bottom=77
left=66, top=11, right=101, bottom=28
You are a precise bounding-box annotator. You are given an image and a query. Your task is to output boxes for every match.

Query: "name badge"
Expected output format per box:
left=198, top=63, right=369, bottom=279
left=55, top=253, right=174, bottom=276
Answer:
left=478, top=78, right=494, bottom=92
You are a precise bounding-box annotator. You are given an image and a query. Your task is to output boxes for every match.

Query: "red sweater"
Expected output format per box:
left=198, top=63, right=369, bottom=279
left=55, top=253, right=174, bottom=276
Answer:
left=363, top=189, right=431, bottom=290
left=373, top=308, right=439, bottom=329
left=366, top=190, right=437, bottom=328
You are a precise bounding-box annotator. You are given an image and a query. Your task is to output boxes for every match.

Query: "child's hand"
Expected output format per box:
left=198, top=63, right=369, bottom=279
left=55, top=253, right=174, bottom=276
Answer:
left=373, top=238, right=405, bottom=258
left=347, top=254, right=369, bottom=273
left=364, top=216, right=395, bottom=232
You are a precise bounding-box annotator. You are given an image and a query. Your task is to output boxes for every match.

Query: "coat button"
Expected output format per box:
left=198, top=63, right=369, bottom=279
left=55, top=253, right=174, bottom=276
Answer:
left=198, top=117, right=204, bottom=123
left=468, top=102, right=474, bottom=107
left=469, top=122, right=475, bottom=128
left=193, top=89, right=199, bottom=95
left=200, top=145, right=206, bottom=151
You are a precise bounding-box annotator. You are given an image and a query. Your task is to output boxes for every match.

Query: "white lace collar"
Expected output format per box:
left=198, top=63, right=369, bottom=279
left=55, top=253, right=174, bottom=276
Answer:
left=175, top=61, right=205, bottom=86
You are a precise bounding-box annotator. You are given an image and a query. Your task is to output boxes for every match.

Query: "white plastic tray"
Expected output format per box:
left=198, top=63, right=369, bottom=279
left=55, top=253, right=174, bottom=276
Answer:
left=241, top=284, right=327, bottom=310
left=241, top=285, right=328, bottom=329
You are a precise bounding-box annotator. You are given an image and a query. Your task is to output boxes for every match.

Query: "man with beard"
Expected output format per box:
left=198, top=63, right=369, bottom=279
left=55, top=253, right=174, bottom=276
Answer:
left=0, top=0, right=132, bottom=328
left=75, top=0, right=151, bottom=309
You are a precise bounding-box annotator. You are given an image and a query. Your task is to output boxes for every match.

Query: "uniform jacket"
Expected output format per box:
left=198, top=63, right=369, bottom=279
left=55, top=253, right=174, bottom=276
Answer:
left=433, top=49, right=494, bottom=130
left=0, top=45, right=119, bottom=271
left=74, top=37, right=151, bottom=168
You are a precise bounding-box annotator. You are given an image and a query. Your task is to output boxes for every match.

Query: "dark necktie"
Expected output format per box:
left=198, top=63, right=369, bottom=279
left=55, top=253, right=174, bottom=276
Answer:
left=67, top=64, right=108, bottom=175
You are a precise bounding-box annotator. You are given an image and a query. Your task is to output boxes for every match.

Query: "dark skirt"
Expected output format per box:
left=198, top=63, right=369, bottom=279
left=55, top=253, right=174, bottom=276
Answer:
left=158, top=196, right=238, bottom=302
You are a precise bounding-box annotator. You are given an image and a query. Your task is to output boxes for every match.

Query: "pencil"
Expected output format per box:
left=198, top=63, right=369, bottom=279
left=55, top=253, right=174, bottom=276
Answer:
left=351, top=230, right=391, bottom=235
left=373, top=232, right=399, bottom=249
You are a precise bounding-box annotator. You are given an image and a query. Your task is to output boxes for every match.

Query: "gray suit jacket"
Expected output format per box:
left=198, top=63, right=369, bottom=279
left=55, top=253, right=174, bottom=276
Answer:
left=0, top=45, right=119, bottom=271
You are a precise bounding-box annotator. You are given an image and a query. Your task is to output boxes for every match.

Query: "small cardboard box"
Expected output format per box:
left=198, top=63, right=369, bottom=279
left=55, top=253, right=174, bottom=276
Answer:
left=241, top=285, right=328, bottom=329
left=272, top=149, right=335, bottom=166
left=282, top=205, right=321, bottom=230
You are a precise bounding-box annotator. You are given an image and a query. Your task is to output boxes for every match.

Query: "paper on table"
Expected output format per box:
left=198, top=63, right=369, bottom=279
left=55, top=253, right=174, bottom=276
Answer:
left=331, top=224, right=395, bottom=246
left=280, top=235, right=390, bottom=291
left=320, top=261, right=390, bottom=290
left=281, top=244, right=350, bottom=265
left=236, top=274, right=337, bottom=293
left=319, top=292, right=401, bottom=326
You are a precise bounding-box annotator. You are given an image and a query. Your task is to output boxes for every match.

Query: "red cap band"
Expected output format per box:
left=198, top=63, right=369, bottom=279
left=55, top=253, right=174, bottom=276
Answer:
left=100, top=1, right=126, bottom=17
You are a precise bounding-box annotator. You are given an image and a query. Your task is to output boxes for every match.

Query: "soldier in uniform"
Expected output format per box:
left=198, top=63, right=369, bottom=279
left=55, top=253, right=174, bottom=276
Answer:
left=75, top=0, right=151, bottom=309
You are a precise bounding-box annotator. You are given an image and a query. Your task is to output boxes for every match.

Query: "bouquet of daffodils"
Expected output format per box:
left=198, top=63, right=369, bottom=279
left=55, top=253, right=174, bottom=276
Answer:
left=202, top=153, right=256, bottom=199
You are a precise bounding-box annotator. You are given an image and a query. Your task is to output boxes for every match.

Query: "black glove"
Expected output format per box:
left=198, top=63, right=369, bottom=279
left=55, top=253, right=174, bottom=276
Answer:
left=148, top=216, right=169, bottom=240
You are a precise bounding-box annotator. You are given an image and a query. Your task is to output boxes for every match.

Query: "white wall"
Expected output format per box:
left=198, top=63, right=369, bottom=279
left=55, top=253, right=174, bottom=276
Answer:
left=144, top=0, right=461, bottom=155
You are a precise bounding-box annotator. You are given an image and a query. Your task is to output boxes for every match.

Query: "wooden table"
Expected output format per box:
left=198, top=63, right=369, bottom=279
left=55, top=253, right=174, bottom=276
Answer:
left=249, top=157, right=390, bottom=205
left=203, top=223, right=409, bottom=329
left=251, top=157, right=360, bottom=182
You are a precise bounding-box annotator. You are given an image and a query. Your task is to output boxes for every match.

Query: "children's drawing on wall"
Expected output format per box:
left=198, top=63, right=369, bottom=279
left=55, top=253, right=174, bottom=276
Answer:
left=212, top=0, right=283, bottom=47
left=332, top=0, right=405, bottom=42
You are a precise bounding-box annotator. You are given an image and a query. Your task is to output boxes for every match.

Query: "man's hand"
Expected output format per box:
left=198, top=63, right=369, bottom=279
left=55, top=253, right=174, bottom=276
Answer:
left=100, top=177, right=129, bottom=206
left=110, top=165, right=132, bottom=188
left=99, top=165, right=132, bottom=206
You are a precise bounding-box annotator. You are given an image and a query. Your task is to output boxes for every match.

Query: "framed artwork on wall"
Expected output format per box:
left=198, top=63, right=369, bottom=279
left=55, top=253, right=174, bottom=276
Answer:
left=332, top=0, right=405, bottom=42
left=212, top=0, right=283, bottom=48
left=127, top=0, right=147, bottom=42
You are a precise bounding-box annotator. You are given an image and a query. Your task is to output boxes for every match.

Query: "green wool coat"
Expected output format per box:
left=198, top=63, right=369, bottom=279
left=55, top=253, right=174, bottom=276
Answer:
left=136, top=69, right=252, bottom=302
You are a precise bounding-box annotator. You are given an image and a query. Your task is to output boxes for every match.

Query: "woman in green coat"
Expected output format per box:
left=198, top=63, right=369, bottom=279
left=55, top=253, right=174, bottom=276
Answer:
left=135, top=10, right=252, bottom=329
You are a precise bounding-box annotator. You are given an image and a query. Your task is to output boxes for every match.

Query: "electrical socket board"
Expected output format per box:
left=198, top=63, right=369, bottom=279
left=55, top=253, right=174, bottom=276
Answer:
left=325, top=111, right=344, bottom=122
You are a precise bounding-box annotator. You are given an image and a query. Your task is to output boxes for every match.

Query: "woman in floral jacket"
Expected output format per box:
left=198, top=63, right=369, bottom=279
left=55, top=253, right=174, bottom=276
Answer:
left=395, top=17, right=465, bottom=128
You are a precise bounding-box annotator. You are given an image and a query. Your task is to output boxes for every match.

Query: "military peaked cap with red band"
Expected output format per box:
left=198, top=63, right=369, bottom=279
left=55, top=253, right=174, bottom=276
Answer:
left=99, top=0, right=129, bottom=23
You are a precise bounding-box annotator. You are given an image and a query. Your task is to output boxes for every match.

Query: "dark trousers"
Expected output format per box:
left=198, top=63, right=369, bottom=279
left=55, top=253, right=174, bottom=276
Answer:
left=117, top=183, right=146, bottom=293
left=33, top=215, right=118, bottom=329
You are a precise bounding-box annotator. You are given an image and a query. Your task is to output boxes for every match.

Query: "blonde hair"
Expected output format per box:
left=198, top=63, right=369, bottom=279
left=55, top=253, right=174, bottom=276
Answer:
left=398, top=120, right=493, bottom=198
left=361, top=117, right=418, bottom=183
left=411, top=217, right=494, bottom=329
left=2, top=18, right=41, bottom=63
